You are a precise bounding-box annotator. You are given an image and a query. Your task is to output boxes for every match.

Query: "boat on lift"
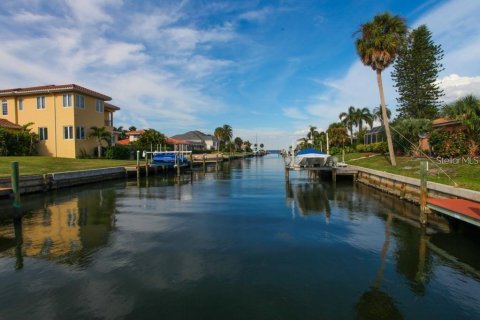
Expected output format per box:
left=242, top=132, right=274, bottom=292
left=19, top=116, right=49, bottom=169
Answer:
left=151, top=151, right=189, bottom=167
left=292, top=148, right=332, bottom=168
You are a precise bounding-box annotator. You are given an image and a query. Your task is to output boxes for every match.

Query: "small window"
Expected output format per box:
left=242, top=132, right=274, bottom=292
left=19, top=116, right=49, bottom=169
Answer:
left=36, top=96, right=46, bottom=109
left=38, top=127, right=48, bottom=141
left=63, top=94, right=72, bottom=107
left=2, top=98, right=7, bottom=115
left=76, top=126, right=85, bottom=140
left=18, top=98, right=23, bottom=111
left=75, top=95, right=85, bottom=109
left=95, top=100, right=104, bottom=113
left=63, top=126, right=73, bottom=139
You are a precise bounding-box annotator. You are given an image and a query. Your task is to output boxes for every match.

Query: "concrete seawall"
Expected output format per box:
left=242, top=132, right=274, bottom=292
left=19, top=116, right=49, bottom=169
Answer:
left=351, top=165, right=480, bottom=203
left=0, top=167, right=127, bottom=197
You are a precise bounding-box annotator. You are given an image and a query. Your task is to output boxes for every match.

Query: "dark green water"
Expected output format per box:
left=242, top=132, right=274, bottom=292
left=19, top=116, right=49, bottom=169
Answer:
left=1, top=155, right=480, bottom=319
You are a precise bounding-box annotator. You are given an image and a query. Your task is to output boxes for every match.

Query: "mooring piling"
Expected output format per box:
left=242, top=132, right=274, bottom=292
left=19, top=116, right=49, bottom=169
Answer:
left=419, top=160, right=428, bottom=225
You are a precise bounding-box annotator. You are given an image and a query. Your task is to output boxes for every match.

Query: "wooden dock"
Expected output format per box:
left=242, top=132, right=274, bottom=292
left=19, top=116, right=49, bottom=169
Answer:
left=284, top=165, right=358, bottom=181
left=427, top=198, right=480, bottom=227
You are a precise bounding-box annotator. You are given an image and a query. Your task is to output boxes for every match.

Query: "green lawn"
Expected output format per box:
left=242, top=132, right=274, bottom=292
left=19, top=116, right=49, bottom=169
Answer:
left=345, top=153, right=480, bottom=191
left=0, top=156, right=137, bottom=177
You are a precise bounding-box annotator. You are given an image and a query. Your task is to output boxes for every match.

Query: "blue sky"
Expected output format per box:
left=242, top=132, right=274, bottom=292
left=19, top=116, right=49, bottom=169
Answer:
left=1, top=0, right=479, bottom=149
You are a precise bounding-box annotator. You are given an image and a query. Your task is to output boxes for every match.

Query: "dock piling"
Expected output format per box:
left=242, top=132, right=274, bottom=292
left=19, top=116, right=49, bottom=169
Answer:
left=136, top=151, right=140, bottom=179
left=420, top=160, right=428, bottom=225
left=11, top=162, right=21, bottom=210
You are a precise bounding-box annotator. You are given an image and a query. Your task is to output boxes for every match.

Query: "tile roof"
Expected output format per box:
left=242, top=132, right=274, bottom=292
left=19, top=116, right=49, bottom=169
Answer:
left=116, top=139, right=130, bottom=145
left=432, top=117, right=460, bottom=126
left=105, top=102, right=120, bottom=111
left=126, top=130, right=145, bottom=135
left=0, top=84, right=111, bottom=101
left=165, top=137, right=191, bottom=145
left=0, top=118, right=22, bottom=130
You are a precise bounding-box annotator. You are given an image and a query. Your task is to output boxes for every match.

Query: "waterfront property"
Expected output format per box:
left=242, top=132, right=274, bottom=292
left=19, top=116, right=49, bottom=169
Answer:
left=1, top=155, right=480, bottom=319
left=171, top=130, right=219, bottom=150
left=0, top=84, right=120, bottom=158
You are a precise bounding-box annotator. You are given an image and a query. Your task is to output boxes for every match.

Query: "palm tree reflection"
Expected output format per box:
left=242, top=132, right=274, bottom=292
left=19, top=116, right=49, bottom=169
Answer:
left=356, top=214, right=403, bottom=320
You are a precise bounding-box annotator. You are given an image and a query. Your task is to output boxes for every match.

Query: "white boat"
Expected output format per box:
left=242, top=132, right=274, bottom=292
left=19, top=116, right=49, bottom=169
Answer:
left=291, top=148, right=332, bottom=168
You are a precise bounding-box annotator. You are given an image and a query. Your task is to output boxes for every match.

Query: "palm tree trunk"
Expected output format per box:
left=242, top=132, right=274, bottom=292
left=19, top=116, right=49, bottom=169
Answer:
left=376, top=70, right=396, bottom=166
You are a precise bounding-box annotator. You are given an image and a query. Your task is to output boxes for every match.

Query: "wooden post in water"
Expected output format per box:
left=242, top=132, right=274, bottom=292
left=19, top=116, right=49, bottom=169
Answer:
left=419, top=160, right=428, bottom=225
left=285, top=166, right=289, bottom=181
left=189, top=153, right=193, bottom=171
left=332, top=167, right=337, bottom=183
left=11, top=162, right=21, bottom=209
left=136, top=150, right=140, bottom=179
left=203, top=154, right=206, bottom=170
left=145, top=152, right=149, bottom=177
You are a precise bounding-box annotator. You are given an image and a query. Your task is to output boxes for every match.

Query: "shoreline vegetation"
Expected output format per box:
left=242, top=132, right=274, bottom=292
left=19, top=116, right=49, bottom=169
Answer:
left=342, top=152, right=480, bottom=191
left=0, top=152, right=254, bottom=177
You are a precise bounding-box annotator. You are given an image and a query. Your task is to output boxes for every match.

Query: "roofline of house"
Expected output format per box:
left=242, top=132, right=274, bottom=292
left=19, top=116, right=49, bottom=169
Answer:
left=0, top=84, right=112, bottom=101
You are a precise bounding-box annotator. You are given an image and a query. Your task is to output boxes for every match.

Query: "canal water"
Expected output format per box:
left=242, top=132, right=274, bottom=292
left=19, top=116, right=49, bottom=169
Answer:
left=1, top=155, right=480, bottom=319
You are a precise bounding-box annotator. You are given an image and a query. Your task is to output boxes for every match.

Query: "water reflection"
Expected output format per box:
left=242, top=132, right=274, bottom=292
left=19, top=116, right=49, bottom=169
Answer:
left=0, top=186, right=117, bottom=269
left=285, top=180, right=331, bottom=222
left=0, top=157, right=480, bottom=319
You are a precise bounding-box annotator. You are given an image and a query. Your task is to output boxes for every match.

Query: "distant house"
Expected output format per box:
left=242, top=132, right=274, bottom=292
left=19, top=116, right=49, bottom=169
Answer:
left=171, top=130, right=219, bottom=150
left=0, top=84, right=120, bottom=158
left=116, top=129, right=145, bottom=145
left=419, top=117, right=463, bottom=151
left=364, top=126, right=384, bottom=145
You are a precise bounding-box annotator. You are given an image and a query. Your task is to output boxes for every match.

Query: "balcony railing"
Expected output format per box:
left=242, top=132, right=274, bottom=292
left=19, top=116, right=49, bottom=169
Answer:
left=104, top=120, right=113, bottom=127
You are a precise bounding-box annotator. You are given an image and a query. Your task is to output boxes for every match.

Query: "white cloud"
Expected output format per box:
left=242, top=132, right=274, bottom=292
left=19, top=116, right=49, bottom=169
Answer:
left=439, top=74, right=480, bottom=102
left=12, top=10, right=54, bottom=23
left=282, top=107, right=308, bottom=120
left=65, top=0, right=122, bottom=25
left=238, top=7, right=273, bottom=22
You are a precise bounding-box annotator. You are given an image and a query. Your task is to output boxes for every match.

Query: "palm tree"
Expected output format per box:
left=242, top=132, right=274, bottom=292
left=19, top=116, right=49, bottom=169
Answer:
left=373, top=105, right=392, bottom=123
left=356, top=12, right=407, bottom=166
left=358, top=107, right=374, bottom=131
left=214, top=127, right=224, bottom=151
left=222, top=124, right=233, bottom=142
left=89, top=126, right=111, bottom=158
left=327, top=122, right=348, bottom=147
left=234, top=137, right=243, bottom=151
left=339, top=106, right=358, bottom=145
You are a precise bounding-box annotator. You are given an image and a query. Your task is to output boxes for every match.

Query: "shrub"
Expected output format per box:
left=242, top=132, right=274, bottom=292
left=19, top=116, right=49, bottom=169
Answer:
left=105, top=145, right=132, bottom=159
left=429, top=130, right=468, bottom=157
left=0, top=127, right=38, bottom=156
left=356, top=144, right=365, bottom=153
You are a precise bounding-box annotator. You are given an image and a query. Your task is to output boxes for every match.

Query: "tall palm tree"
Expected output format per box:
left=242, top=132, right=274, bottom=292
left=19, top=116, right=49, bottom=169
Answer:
left=234, top=137, right=243, bottom=151
left=89, top=126, right=111, bottom=158
left=373, top=105, right=392, bottom=123
left=214, top=127, right=224, bottom=151
left=359, top=107, right=374, bottom=131
left=356, top=12, right=407, bottom=166
left=339, top=106, right=358, bottom=145
left=222, top=124, right=233, bottom=142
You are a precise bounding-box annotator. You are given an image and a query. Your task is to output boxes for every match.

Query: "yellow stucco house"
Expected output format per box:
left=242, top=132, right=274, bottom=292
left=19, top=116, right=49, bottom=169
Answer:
left=0, top=84, right=120, bottom=158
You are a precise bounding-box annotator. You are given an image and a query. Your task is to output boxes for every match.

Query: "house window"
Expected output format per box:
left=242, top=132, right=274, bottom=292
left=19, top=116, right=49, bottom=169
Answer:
left=75, top=95, right=85, bottom=109
left=76, top=126, right=85, bottom=140
left=18, top=98, right=23, bottom=111
left=95, top=100, right=104, bottom=113
left=63, top=94, right=73, bottom=107
left=38, top=127, right=48, bottom=141
left=63, top=126, right=73, bottom=139
left=2, top=99, right=7, bottom=115
left=37, top=96, right=46, bottom=109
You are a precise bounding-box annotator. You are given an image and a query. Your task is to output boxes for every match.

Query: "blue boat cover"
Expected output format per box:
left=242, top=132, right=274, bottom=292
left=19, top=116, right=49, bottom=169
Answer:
left=297, top=148, right=325, bottom=155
